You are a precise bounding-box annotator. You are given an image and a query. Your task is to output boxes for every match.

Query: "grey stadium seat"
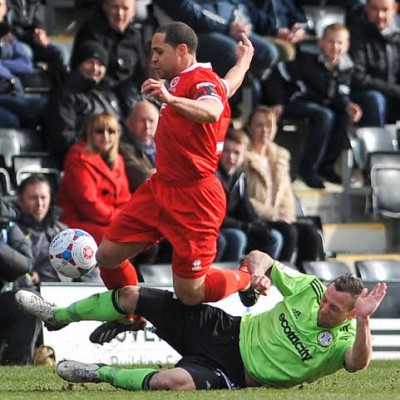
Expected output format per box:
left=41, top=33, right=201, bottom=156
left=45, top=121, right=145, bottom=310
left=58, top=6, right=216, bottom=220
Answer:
left=355, top=260, right=400, bottom=282
left=302, top=260, right=353, bottom=282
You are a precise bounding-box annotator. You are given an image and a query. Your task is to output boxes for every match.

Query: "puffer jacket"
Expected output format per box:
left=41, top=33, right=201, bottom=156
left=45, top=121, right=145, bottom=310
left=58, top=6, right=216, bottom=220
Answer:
left=44, top=71, right=122, bottom=166
left=0, top=199, right=33, bottom=290
left=17, top=206, right=71, bottom=283
left=70, top=7, right=147, bottom=88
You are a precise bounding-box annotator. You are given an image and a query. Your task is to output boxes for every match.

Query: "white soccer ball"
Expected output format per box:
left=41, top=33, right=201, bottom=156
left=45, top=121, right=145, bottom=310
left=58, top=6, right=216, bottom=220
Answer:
left=49, top=228, right=98, bottom=279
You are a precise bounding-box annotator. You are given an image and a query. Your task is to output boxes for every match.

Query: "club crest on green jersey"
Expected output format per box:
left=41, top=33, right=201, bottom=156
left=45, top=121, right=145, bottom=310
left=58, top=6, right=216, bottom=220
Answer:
left=318, top=331, right=334, bottom=347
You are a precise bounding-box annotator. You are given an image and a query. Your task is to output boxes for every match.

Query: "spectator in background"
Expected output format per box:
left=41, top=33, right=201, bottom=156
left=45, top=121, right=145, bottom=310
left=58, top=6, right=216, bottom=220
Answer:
left=217, top=128, right=283, bottom=261
left=348, top=0, right=400, bottom=126
left=119, top=97, right=163, bottom=266
left=16, top=173, right=72, bottom=284
left=252, top=0, right=310, bottom=61
left=0, top=0, right=45, bottom=128
left=7, top=0, right=67, bottom=78
left=0, top=198, right=38, bottom=365
left=44, top=41, right=121, bottom=167
left=70, top=0, right=148, bottom=116
left=119, top=97, right=158, bottom=192
left=57, top=112, right=131, bottom=245
left=244, top=106, right=324, bottom=267
left=215, top=227, right=248, bottom=263
left=284, top=23, right=362, bottom=188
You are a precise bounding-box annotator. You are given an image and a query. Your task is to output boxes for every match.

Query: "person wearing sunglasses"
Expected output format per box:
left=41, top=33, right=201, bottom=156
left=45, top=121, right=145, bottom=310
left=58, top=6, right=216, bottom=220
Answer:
left=56, top=112, right=132, bottom=249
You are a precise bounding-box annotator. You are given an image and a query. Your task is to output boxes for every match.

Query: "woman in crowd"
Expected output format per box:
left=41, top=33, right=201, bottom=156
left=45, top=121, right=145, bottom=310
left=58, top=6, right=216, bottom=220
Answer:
left=244, top=105, right=323, bottom=266
left=57, top=112, right=131, bottom=244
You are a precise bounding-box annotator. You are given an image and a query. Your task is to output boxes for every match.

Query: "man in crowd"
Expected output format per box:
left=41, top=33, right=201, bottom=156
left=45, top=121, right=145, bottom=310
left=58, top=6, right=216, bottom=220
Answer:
left=119, top=97, right=158, bottom=192
left=16, top=174, right=71, bottom=284
left=70, top=0, right=148, bottom=115
left=45, top=40, right=121, bottom=167
left=348, top=0, right=400, bottom=126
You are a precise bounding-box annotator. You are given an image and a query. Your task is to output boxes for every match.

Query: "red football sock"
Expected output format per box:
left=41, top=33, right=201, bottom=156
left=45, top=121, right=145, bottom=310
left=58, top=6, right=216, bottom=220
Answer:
left=100, top=259, right=138, bottom=290
left=203, top=267, right=250, bottom=303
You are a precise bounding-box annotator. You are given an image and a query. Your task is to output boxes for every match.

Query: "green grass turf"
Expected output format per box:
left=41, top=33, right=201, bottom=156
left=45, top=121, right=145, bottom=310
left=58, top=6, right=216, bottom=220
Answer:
left=0, top=360, right=400, bottom=399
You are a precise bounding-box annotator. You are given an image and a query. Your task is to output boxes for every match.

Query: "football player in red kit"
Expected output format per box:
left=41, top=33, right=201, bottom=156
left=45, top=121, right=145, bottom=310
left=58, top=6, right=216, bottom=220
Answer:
left=87, top=21, right=254, bottom=343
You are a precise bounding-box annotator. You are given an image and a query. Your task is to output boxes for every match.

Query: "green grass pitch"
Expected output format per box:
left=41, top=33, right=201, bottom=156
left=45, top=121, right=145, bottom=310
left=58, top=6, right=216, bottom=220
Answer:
left=1, top=360, right=400, bottom=399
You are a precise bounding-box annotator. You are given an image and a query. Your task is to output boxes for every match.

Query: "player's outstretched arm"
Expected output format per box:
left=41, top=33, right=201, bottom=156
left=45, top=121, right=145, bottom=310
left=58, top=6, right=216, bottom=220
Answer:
left=344, top=282, right=387, bottom=372
left=224, top=33, right=254, bottom=98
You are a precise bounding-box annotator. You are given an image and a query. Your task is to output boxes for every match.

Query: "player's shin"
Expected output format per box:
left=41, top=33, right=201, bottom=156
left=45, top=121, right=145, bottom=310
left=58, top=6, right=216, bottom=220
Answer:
left=54, top=290, right=126, bottom=324
left=98, top=366, right=158, bottom=390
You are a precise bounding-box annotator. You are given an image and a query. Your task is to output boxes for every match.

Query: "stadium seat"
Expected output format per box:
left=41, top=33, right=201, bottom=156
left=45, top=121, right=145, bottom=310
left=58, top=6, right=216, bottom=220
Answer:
left=348, top=126, right=398, bottom=172
left=369, top=152, right=400, bottom=173
left=302, top=260, right=353, bottom=282
left=12, top=153, right=58, bottom=172
left=0, top=128, right=44, bottom=168
left=16, top=128, right=44, bottom=154
left=370, top=164, right=400, bottom=219
left=0, top=129, right=20, bottom=168
left=15, top=167, right=61, bottom=194
left=342, top=126, right=399, bottom=221
left=369, top=163, right=400, bottom=249
left=302, top=4, right=345, bottom=37
left=355, top=260, right=400, bottom=282
left=0, top=167, right=12, bottom=196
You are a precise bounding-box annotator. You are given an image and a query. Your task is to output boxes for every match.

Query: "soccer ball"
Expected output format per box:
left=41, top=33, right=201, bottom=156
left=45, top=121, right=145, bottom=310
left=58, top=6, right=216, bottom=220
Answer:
left=49, top=228, right=98, bottom=279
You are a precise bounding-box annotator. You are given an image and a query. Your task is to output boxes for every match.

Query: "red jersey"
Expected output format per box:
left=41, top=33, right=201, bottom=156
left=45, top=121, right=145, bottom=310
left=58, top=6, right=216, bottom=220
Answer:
left=155, top=63, right=231, bottom=183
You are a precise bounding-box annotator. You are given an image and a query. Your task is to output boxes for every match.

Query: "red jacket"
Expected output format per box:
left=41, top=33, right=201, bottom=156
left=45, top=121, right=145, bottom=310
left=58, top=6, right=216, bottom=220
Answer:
left=57, top=141, right=131, bottom=243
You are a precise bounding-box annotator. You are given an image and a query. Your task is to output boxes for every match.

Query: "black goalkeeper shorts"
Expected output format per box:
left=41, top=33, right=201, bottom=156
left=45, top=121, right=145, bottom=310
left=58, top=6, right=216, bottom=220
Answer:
left=135, top=287, right=246, bottom=389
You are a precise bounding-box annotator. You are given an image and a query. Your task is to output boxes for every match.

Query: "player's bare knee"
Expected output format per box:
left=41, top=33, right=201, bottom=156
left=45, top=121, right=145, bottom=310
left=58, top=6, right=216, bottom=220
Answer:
left=174, top=276, right=205, bottom=306
left=118, top=286, right=140, bottom=313
left=95, top=248, right=114, bottom=268
left=149, top=370, right=194, bottom=390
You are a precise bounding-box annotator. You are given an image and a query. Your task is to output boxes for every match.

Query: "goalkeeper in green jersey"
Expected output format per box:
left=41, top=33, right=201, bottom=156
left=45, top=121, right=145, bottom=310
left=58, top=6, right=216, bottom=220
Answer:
left=15, top=250, right=386, bottom=390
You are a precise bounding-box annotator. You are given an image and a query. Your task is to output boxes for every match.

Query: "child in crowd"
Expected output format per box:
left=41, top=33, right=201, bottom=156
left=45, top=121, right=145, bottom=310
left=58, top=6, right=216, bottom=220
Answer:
left=285, top=23, right=362, bottom=188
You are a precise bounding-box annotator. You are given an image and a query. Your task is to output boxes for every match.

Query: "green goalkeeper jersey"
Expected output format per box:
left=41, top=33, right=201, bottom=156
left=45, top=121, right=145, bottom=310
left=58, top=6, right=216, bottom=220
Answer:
left=239, top=262, right=356, bottom=388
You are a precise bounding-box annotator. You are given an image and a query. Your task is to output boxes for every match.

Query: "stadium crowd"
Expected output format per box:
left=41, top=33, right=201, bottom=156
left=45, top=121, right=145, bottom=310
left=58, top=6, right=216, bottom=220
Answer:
left=0, top=0, right=396, bottom=372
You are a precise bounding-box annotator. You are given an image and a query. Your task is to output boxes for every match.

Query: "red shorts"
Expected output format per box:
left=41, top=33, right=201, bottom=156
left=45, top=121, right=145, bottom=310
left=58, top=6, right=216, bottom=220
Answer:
left=105, top=174, right=226, bottom=279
